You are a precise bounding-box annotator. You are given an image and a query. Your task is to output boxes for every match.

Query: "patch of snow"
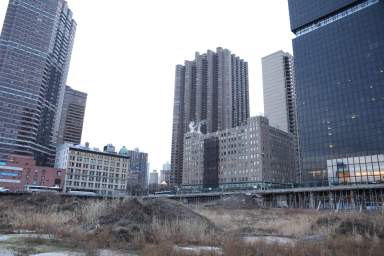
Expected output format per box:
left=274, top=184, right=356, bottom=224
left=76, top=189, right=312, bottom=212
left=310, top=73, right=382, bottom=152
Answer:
left=30, top=253, right=85, bottom=256
left=174, top=245, right=223, bottom=255
left=243, top=235, right=296, bottom=245
left=98, top=250, right=138, bottom=256
left=0, top=234, right=52, bottom=242
left=0, top=248, right=15, bottom=256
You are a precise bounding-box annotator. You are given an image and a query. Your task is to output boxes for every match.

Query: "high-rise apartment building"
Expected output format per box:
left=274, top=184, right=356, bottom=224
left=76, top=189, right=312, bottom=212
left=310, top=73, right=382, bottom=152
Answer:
left=262, top=51, right=296, bottom=134
left=0, top=0, right=76, bottom=166
left=171, top=47, right=250, bottom=186
left=182, top=116, right=295, bottom=190
left=57, top=86, right=87, bottom=145
left=288, top=0, right=384, bottom=184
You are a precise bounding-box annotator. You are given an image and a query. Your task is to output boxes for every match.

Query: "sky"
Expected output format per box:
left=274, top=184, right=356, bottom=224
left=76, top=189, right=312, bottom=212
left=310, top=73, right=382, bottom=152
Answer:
left=0, top=0, right=293, bottom=171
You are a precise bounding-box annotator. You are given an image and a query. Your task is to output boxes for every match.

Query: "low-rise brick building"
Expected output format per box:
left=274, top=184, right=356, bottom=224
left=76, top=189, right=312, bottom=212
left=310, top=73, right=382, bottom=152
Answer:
left=0, top=155, right=65, bottom=192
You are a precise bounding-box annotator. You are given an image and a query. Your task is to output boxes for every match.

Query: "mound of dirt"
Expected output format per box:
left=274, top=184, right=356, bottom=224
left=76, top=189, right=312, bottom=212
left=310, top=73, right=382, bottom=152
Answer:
left=205, top=194, right=262, bottom=209
left=94, top=198, right=217, bottom=243
left=0, top=194, right=218, bottom=247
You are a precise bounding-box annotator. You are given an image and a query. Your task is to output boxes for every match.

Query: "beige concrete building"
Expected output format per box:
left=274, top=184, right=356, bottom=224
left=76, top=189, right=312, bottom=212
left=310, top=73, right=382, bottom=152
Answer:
left=55, top=144, right=129, bottom=196
left=182, top=116, right=295, bottom=190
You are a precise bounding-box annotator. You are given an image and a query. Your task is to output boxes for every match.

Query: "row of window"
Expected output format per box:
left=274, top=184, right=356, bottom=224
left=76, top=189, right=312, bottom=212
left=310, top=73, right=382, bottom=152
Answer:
left=67, top=175, right=126, bottom=184
left=68, top=162, right=127, bottom=172
left=66, top=181, right=125, bottom=190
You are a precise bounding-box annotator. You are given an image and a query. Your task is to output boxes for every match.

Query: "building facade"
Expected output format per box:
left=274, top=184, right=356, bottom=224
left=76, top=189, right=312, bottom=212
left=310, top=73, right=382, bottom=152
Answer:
left=119, top=147, right=148, bottom=189
left=262, top=51, right=296, bottom=134
left=0, top=155, right=65, bottom=192
left=327, top=154, right=384, bottom=185
left=262, top=51, right=299, bottom=182
left=160, top=161, right=171, bottom=185
left=182, top=116, right=295, bottom=190
left=160, top=169, right=171, bottom=185
left=171, top=47, right=250, bottom=186
left=57, top=86, right=87, bottom=145
left=149, top=170, right=159, bottom=185
left=55, top=144, right=129, bottom=196
left=288, top=0, right=384, bottom=184
left=0, top=0, right=76, bottom=166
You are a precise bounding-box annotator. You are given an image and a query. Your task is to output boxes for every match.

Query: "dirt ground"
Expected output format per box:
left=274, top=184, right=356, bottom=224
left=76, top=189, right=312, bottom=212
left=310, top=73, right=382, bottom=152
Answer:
left=1, top=194, right=384, bottom=256
left=194, top=207, right=324, bottom=237
left=192, top=194, right=384, bottom=240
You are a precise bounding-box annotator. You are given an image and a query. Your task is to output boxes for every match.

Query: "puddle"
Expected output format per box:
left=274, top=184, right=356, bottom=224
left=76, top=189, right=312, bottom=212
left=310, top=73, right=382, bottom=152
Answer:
left=174, top=245, right=223, bottom=255
left=0, top=234, right=79, bottom=256
left=0, top=233, right=139, bottom=256
left=0, top=248, right=15, bottom=256
left=30, top=253, right=85, bottom=256
left=0, top=234, right=52, bottom=242
left=243, top=235, right=297, bottom=245
left=302, top=235, right=326, bottom=241
left=98, top=250, right=138, bottom=256
left=31, top=251, right=137, bottom=256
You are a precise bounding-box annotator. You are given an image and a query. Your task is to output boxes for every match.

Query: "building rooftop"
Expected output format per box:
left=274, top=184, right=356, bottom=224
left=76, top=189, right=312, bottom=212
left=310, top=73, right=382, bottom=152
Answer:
left=64, top=143, right=130, bottom=159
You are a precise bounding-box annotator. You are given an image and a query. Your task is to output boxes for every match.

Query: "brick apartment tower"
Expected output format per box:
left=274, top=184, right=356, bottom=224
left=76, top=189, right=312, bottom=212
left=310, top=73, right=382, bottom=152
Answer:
left=170, top=47, right=250, bottom=186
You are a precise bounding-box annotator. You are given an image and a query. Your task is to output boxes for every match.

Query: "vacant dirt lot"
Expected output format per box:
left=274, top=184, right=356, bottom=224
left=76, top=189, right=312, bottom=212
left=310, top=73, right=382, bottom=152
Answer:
left=1, top=194, right=384, bottom=256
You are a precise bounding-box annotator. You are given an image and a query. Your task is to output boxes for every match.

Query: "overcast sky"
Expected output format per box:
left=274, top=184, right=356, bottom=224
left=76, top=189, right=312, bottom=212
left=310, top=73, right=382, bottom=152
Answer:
left=0, top=0, right=293, bottom=171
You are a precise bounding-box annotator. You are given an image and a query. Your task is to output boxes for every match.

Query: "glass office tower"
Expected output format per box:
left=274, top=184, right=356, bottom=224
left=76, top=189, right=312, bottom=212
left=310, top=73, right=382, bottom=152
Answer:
left=0, top=0, right=76, bottom=165
left=288, top=0, right=384, bottom=185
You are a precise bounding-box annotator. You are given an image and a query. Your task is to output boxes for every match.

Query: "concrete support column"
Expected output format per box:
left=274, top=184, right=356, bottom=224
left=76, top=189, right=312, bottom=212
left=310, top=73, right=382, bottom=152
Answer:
left=309, top=192, right=315, bottom=209
left=350, top=190, right=356, bottom=210
left=329, top=192, right=335, bottom=209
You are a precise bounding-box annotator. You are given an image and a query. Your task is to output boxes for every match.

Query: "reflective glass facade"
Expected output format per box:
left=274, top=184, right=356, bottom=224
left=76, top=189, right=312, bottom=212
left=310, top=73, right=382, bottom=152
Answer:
left=328, top=154, right=384, bottom=185
left=288, top=0, right=360, bottom=31
left=288, top=0, right=384, bottom=184
left=0, top=0, right=76, bottom=165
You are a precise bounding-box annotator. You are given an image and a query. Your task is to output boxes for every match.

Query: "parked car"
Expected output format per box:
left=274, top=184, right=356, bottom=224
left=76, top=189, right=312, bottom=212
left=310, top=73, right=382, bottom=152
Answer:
left=0, top=187, right=10, bottom=193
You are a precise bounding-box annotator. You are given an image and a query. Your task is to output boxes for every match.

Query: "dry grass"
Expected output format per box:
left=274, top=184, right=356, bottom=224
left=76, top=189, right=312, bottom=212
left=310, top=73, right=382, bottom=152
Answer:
left=0, top=196, right=221, bottom=252
left=195, top=207, right=331, bottom=237
left=78, top=200, right=115, bottom=226
left=1, top=198, right=120, bottom=249
left=150, top=217, right=219, bottom=245
left=3, top=195, right=384, bottom=255
left=7, top=206, right=76, bottom=236
left=222, top=236, right=384, bottom=256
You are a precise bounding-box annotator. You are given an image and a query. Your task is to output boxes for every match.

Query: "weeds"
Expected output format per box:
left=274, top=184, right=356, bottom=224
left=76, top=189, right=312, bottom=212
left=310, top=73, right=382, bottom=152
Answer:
left=2, top=195, right=384, bottom=255
left=150, top=217, right=219, bottom=245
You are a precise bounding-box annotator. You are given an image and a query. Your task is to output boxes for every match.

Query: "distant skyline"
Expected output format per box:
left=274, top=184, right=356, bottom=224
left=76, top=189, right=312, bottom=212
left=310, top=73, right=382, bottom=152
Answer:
left=0, top=0, right=293, bottom=171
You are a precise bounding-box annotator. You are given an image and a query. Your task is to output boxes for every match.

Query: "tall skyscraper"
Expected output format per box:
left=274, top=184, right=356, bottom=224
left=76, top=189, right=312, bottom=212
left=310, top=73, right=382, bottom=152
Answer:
left=170, top=47, right=250, bottom=186
left=119, top=147, right=148, bottom=189
left=262, top=51, right=296, bottom=135
left=0, top=0, right=76, bottom=166
left=288, top=0, right=384, bottom=184
left=57, top=86, right=87, bottom=145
